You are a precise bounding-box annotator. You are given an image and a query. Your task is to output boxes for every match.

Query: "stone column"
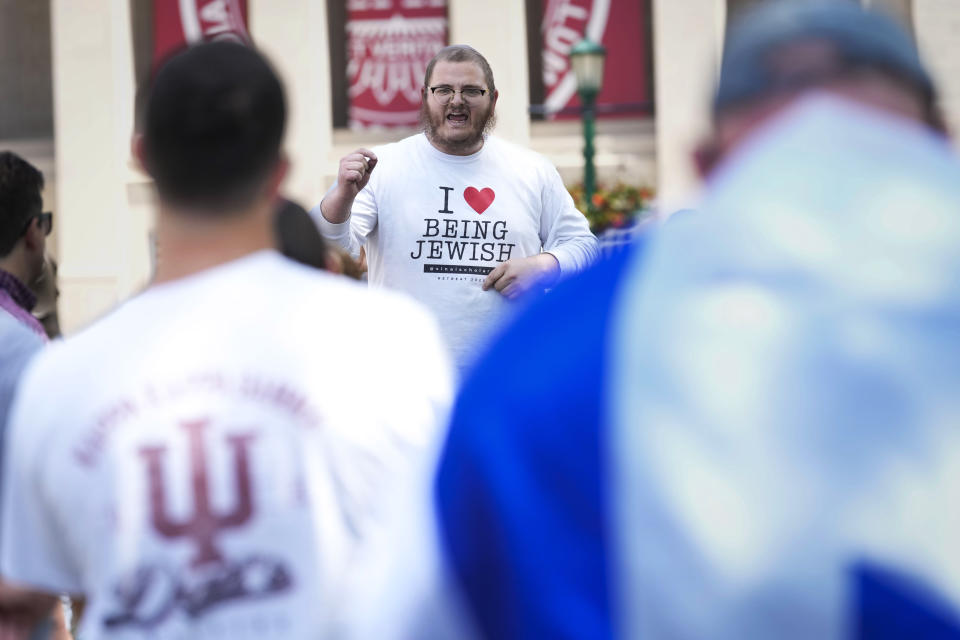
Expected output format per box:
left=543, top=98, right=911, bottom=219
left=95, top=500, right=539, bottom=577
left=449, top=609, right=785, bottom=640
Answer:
left=448, top=0, right=531, bottom=146
left=913, top=0, right=960, bottom=136
left=249, top=0, right=335, bottom=208
left=51, top=0, right=152, bottom=334
left=652, top=0, right=726, bottom=212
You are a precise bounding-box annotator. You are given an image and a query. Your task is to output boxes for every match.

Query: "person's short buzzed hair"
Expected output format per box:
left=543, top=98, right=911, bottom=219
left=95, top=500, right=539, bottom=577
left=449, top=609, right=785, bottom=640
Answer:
left=142, top=42, right=286, bottom=214
left=0, top=152, right=44, bottom=257
left=424, top=45, right=496, bottom=97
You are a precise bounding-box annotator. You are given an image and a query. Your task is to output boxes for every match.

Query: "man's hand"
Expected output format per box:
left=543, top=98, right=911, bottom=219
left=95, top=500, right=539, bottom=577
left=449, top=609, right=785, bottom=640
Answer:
left=320, top=148, right=378, bottom=224
left=482, top=253, right=560, bottom=300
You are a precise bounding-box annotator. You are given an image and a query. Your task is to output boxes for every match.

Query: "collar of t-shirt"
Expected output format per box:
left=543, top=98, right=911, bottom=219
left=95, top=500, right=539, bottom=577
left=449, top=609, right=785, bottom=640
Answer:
left=0, top=268, right=36, bottom=313
left=418, top=132, right=490, bottom=165
left=0, top=267, right=47, bottom=340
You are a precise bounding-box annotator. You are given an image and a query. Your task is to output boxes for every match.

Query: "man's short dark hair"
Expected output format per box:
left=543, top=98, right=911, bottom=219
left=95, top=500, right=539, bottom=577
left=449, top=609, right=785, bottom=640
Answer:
left=0, top=152, right=44, bottom=257
left=424, top=45, right=497, bottom=97
left=142, top=42, right=286, bottom=214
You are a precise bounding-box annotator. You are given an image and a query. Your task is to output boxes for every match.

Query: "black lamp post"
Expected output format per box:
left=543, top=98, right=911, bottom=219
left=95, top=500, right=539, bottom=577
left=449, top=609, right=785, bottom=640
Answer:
left=570, top=37, right=607, bottom=214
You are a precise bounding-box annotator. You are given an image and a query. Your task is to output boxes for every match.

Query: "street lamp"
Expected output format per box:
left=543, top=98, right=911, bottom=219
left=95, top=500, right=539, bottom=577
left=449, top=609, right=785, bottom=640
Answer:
left=570, top=37, right=606, bottom=215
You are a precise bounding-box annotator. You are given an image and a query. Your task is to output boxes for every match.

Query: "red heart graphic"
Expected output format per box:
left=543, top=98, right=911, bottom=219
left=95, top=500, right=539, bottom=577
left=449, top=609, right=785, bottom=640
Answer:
left=464, top=187, right=495, bottom=214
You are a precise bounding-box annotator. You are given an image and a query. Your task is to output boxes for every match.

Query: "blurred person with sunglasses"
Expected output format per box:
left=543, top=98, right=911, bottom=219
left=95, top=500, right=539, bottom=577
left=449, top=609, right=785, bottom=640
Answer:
left=0, top=153, right=72, bottom=639
left=0, top=152, right=50, bottom=345
left=313, top=45, right=598, bottom=376
left=0, top=150, right=51, bottom=436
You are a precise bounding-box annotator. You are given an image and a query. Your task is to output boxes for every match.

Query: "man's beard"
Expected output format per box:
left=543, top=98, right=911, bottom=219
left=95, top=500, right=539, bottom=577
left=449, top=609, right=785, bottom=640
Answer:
left=420, top=101, right=497, bottom=154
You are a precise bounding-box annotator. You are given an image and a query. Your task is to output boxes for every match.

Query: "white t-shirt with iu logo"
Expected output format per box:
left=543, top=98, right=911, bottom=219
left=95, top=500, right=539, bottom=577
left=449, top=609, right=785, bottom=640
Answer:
left=0, top=251, right=453, bottom=640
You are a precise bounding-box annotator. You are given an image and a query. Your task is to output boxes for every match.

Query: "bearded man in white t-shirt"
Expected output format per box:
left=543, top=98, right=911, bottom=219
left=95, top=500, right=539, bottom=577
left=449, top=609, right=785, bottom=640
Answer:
left=314, top=45, right=599, bottom=373
left=0, top=42, right=452, bottom=640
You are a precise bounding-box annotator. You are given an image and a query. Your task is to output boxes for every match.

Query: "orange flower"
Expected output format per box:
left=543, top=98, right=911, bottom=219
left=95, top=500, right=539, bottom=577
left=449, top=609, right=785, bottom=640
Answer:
left=567, top=182, right=655, bottom=233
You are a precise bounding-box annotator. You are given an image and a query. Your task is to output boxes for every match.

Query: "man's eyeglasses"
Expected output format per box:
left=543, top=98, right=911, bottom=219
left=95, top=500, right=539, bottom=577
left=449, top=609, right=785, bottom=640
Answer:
left=21, top=212, right=53, bottom=237
left=428, top=85, right=488, bottom=105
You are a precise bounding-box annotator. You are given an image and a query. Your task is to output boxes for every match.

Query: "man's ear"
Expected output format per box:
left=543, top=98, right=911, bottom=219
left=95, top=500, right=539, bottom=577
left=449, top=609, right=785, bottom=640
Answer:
left=22, top=218, right=43, bottom=252
left=926, top=102, right=950, bottom=138
left=491, top=89, right=499, bottom=109
left=693, top=137, right=722, bottom=180
left=266, top=153, right=290, bottom=199
left=131, top=133, right=148, bottom=174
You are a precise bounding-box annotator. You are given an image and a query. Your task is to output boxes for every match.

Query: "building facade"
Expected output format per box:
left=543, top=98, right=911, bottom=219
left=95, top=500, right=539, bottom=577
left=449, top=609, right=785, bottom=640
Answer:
left=0, top=0, right=956, bottom=333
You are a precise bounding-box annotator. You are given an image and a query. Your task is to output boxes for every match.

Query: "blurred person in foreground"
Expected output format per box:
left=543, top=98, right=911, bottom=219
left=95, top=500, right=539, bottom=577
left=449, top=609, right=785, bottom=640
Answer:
left=312, top=44, right=598, bottom=375
left=0, top=42, right=452, bottom=639
left=337, top=2, right=960, bottom=638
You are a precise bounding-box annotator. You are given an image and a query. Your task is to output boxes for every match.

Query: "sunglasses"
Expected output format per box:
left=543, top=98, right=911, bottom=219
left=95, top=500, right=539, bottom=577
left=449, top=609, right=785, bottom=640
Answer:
left=21, top=211, right=53, bottom=237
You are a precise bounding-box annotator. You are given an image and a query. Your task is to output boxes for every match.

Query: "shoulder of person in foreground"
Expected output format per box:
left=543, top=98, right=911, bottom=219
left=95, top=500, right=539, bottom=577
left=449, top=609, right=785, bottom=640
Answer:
left=279, top=261, right=457, bottom=463
left=8, top=257, right=454, bottom=429
left=284, top=258, right=452, bottom=362
left=431, top=240, right=647, bottom=640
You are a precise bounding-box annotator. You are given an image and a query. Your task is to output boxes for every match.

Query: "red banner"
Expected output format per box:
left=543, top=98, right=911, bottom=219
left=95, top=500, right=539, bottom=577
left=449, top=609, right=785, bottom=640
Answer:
left=347, top=0, right=448, bottom=129
left=542, top=0, right=650, bottom=118
left=153, top=0, right=250, bottom=67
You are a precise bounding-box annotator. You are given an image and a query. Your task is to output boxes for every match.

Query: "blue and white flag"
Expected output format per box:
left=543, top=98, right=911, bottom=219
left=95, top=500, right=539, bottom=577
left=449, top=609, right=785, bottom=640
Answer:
left=336, top=94, right=960, bottom=640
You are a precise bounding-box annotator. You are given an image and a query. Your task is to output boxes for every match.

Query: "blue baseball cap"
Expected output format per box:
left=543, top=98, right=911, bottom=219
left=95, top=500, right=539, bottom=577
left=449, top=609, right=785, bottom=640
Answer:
left=715, top=0, right=935, bottom=113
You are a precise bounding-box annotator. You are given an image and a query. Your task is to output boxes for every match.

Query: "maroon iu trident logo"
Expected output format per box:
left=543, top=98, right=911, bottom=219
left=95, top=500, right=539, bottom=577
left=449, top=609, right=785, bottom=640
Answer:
left=139, top=419, right=257, bottom=568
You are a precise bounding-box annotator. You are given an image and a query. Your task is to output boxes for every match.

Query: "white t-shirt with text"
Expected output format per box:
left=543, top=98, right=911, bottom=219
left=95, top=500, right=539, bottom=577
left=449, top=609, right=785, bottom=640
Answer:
left=313, top=133, right=598, bottom=372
